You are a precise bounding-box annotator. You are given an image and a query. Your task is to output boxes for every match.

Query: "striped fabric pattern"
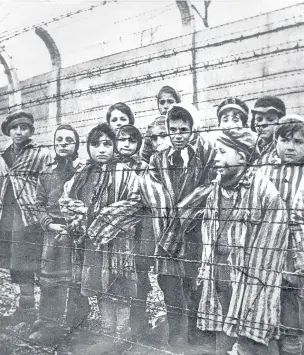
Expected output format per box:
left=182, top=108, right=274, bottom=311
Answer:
left=1, top=142, right=51, bottom=226
left=291, top=188, right=304, bottom=254
left=197, top=169, right=288, bottom=345
left=140, top=141, right=213, bottom=276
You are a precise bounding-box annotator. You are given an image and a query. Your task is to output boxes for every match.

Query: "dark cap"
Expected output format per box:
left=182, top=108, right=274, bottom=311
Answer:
left=251, top=96, right=286, bottom=116
left=251, top=96, right=286, bottom=132
left=2, top=110, right=34, bottom=136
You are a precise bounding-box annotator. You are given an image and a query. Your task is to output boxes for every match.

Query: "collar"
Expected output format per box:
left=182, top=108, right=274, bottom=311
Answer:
left=168, top=145, right=193, bottom=168
left=215, top=168, right=253, bottom=198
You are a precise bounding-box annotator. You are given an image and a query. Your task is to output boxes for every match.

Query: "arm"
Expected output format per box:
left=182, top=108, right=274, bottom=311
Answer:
left=88, top=170, right=143, bottom=245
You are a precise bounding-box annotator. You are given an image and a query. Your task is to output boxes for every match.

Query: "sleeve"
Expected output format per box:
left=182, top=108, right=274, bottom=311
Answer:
left=36, top=173, right=53, bottom=231
left=140, top=134, right=154, bottom=164
left=196, top=134, right=215, bottom=168
left=291, top=188, right=304, bottom=270
left=38, top=148, right=52, bottom=173
left=87, top=170, right=143, bottom=245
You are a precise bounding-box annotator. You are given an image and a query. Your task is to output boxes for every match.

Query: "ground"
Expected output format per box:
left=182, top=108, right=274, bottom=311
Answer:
left=0, top=269, right=214, bottom=355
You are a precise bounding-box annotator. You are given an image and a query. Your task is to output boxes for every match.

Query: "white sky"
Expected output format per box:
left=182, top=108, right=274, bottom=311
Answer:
left=0, top=0, right=302, bottom=83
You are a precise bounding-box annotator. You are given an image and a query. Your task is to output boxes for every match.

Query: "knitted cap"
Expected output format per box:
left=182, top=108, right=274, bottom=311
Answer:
left=1, top=110, right=34, bottom=136
left=217, top=128, right=259, bottom=162
left=217, top=97, right=249, bottom=119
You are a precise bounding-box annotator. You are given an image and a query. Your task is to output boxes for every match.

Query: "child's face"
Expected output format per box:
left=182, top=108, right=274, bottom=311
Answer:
left=255, top=112, right=279, bottom=143
left=168, top=118, right=192, bottom=150
left=214, top=141, right=245, bottom=181
left=9, top=123, right=32, bottom=145
left=220, top=108, right=244, bottom=129
left=89, top=133, right=114, bottom=164
left=109, top=109, right=129, bottom=131
left=276, top=131, right=304, bottom=163
left=116, top=131, right=138, bottom=157
left=158, top=93, right=177, bottom=115
left=150, top=125, right=167, bottom=151
left=55, top=129, right=76, bottom=158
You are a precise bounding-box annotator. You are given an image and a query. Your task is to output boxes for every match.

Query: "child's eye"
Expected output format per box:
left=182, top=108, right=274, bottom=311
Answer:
left=159, top=100, right=166, bottom=105
left=169, top=128, right=176, bottom=132
left=90, top=143, right=99, bottom=148
left=295, top=139, right=304, bottom=145
left=110, top=117, right=117, bottom=122
left=181, top=128, right=189, bottom=133
left=151, top=135, right=157, bottom=141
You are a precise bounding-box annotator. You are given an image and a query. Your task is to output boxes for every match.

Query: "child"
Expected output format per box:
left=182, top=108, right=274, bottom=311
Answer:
left=29, top=124, right=85, bottom=344
left=0, top=111, right=51, bottom=325
left=140, top=115, right=169, bottom=163
left=217, top=97, right=249, bottom=130
left=140, top=103, right=214, bottom=348
left=115, top=124, right=152, bottom=342
left=196, top=129, right=288, bottom=355
left=251, top=95, right=286, bottom=166
left=157, top=85, right=181, bottom=116
left=140, top=85, right=181, bottom=163
left=115, top=124, right=142, bottom=166
left=258, top=115, right=304, bottom=355
left=61, top=123, right=141, bottom=346
left=106, top=102, right=135, bottom=132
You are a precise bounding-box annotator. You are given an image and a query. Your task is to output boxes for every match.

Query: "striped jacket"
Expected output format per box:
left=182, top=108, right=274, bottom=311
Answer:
left=258, top=150, right=304, bottom=210
left=140, top=142, right=213, bottom=276
left=1, top=141, right=51, bottom=226
left=291, top=188, right=304, bottom=256
left=197, top=169, right=288, bottom=345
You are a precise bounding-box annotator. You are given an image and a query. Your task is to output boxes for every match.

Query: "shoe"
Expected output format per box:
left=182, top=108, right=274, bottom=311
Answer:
left=29, top=326, right=64, bottom=346
left=31, top=319, right=45, bottom=332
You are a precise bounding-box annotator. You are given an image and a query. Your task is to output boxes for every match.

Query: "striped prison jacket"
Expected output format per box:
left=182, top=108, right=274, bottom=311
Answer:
left=0, top=141, right=51, bottom=226
left=197, top=169, right=288, bottom=345
left=140, top=139, right=214, bottom=277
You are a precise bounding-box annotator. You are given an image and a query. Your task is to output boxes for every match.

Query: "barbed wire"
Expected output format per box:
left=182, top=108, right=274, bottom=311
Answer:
left=1, top=12, right=304, bottom=104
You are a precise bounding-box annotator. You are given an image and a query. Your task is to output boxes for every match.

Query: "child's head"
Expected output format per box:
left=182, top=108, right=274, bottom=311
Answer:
left=217, top=97, right=249, bottom=129
left=167, top=105, right=193, bottom=150
left=157, top=86, right=181, bottom=115
left=148, top=115, right=168, bottom=151
left=116, top=125, right=142, bottom=157
left=2, top=111, right=35, bottom=145
left=106, top=103, right=135, bottom=131
left=54, top=124, right=79, bottom=160
left=251, top=96, right=286, bottom=143
left=215, top=129, right=258, bottom=184
left=87, top=123, right=115, bottom=164
left=275, top=115, right=304, bottom=164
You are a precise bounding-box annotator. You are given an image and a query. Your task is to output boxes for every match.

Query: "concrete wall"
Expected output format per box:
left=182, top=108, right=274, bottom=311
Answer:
left=1, top=3, right=304, bottom=154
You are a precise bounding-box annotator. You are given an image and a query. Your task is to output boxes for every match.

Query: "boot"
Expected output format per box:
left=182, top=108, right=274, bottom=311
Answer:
left=29, top=323, right=65, bottom=346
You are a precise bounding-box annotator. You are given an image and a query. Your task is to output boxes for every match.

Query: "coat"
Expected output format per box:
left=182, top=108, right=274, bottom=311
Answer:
left=62, top=161, right=141, bottom=298
left=197, top=169, right=288, bottom=345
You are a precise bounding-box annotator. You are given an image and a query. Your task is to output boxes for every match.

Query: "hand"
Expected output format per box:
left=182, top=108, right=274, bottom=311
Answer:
left=48, top=223, right=67, bottom=233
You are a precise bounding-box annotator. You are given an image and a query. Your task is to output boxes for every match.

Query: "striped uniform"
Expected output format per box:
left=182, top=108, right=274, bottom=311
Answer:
left=197, top=169, right=288, bottom=345
left=63, top=161, right=141, bottom=298
left=140, top=140, right=214, bottom=277
left=1, top=141, right=52, bottom=225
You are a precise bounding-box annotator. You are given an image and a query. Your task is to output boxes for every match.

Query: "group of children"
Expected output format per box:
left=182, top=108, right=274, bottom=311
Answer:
left=0, top=85, right=304, bottom=355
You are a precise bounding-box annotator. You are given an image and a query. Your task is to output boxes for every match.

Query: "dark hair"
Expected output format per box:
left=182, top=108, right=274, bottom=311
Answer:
left=167, top=106, right=194, bottom=130
left=275, top=122, right=304, bottom=140
left=87, top=123, right=115, bottom=156
left=157, top=86, right=181, bottom=104
left=106, top=102, right=135, bottom=126
left=116, top=124, right=143, bottom=153
left=54, top=124, right=80, bottom=160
